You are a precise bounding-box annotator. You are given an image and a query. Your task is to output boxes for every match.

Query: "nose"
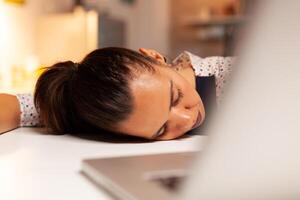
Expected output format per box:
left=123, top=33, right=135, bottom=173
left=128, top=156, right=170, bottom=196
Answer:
left=183, top=89, right=202, bottom=111
left=168, top=90, right=202, bottom=135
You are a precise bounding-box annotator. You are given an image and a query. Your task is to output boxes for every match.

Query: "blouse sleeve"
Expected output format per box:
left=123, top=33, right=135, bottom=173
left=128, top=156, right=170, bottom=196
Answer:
left=16, top=93, right=42, bottom=127
left=172, top=51, right=236, bottom=104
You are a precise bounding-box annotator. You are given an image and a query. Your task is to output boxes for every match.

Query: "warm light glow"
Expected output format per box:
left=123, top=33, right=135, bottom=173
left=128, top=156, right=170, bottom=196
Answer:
left=25, top=55, right=39, bottom=73
left=0, top=3, right=12, bottom=89
left=0, top=3, right=98, bottom=93
left=4, top=0, right=25, bottom=5
left=0, top=1, right=39, bottom=93
left=0, top=5, right=8, bottom=56
left=86, top=10, right=98, bottom=51
left=37, top=6, right=99, bottom=65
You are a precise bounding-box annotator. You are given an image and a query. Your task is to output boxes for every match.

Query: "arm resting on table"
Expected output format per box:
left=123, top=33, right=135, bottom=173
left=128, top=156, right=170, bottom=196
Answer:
left=0, top=94, right=20, bottom=134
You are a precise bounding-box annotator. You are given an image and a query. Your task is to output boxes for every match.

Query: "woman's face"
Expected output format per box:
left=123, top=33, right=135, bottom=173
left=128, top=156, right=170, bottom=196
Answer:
left=117, top=50, right=205, bottom=140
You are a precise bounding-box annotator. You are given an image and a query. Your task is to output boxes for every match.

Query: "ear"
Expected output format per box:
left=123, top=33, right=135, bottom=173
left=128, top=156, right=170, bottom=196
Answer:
left=139, top=48, right=166, bottom=64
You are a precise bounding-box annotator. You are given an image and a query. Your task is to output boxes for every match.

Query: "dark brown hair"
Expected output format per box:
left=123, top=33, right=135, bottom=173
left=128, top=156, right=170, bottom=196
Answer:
left=34, top=47, right=157, bottom=136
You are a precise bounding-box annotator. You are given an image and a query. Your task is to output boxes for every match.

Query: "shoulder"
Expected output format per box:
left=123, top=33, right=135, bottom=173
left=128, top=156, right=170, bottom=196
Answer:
left=185, top=52, right=235, bottom=76
left=173, top=51, right=236, bottom=105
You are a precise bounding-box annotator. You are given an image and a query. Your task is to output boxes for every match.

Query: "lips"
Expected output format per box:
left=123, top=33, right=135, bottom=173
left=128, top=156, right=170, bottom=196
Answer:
left=191, top=111, right=202, bottom=130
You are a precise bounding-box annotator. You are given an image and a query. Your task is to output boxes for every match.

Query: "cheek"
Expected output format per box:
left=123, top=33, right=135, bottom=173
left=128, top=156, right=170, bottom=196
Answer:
left=172, top=71, right=195, bottom=91
left=179, top=80, right=202, bottom=107
left=159, top=127, right=187, bottom=140
left=160, top=112, right=194, bottom=140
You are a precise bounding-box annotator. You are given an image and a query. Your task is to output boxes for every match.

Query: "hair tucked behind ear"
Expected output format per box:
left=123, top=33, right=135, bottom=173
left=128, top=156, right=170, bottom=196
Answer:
left=34, top=47, right=157, bottom=135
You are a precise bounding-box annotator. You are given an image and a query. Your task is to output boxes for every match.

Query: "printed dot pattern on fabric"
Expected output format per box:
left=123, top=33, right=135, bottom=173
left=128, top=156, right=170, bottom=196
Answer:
left=16, top=93, right=42, bottom=127
left=172, top=51, right=235, bottom=105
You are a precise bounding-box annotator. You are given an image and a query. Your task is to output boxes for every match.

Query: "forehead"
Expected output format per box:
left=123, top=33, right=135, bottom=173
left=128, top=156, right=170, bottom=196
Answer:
left=118, top=71, right=171, bottom=138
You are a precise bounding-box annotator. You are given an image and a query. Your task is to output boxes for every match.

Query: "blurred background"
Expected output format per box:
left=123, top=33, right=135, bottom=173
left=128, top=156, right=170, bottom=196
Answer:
left=0, top=0, right=249, bottom=93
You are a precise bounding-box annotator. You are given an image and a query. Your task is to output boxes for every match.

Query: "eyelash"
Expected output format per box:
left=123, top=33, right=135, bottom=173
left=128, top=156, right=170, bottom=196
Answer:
left=157, top=125, right=168, bottom=137
left=158, top=88, right=184, bottom=137
left=172, top=88, right=183, bottom=107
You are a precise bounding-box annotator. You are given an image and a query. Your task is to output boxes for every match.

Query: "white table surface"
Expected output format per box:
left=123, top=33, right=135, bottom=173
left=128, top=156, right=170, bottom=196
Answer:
left=0, top=128, right=206, bottom=200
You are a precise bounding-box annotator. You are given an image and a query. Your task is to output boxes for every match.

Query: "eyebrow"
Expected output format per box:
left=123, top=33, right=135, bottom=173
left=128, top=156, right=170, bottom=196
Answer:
left=152, top=80, right=173, bottom=139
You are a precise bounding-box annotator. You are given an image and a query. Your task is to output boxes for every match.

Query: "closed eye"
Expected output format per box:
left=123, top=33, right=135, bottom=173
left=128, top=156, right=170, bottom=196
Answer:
left=172, top=88, right=183, bottom=107
left=156, top=124, right=168, bottom=137
left=155, top=86, right=183, bottom=139
left=156, top=89, right=183, bottom=138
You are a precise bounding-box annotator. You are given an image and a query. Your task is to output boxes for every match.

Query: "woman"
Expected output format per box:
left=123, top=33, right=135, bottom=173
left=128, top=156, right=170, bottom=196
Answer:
left=0, top=47, right=234, bottom=140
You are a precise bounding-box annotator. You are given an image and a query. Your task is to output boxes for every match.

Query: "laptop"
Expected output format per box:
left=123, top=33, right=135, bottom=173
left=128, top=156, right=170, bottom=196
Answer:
left=82, top=1, right=300, bottom=199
